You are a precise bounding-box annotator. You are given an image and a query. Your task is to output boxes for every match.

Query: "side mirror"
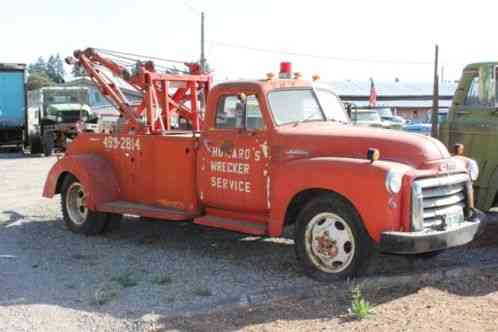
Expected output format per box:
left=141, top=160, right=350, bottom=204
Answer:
left=344, top=102, right=352, bottom=119
left=238, top=93, right=247, bottom=103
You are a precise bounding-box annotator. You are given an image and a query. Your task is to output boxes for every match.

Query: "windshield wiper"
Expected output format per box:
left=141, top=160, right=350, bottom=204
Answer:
left=293, top=113, right=323, bottom=126
left=326, top=118, right=349, bottom=125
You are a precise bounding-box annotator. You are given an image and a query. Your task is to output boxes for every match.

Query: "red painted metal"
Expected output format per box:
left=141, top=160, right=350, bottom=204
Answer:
left=73, top=48, right=211, bottom=134
left=43, top=53, right=471, bottom=247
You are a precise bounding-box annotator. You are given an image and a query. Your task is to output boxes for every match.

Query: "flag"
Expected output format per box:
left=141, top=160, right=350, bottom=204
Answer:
left=369, top=78, right=377, bottom=107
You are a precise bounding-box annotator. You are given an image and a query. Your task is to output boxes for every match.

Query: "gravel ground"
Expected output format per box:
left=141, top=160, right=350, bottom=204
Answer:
left=1, top=152, right=498, bottom=331
left=159, top=267, right=498, bottom=332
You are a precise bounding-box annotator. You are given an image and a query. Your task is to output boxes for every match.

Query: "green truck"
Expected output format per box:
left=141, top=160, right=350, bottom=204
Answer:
left=28, top=87, right=96, bottom=155
left=439, top=62, right=498, bottom=210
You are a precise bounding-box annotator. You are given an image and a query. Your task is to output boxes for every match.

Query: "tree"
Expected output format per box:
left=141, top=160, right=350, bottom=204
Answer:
left=71, top=64, right=87, bottom=77
left=27, top=71, right=54, bottom=91
left=26, top=54, right=66, bottom=90
left=28, top=57, right=47, bottom=75
left=46, top=54, right=65, bottom=83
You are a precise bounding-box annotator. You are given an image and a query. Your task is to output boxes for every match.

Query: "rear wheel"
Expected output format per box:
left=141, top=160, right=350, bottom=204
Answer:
left=29, top=134, right=43, bottom=155
left=61, top=175, right=109, bottom=235
left=295, top=194, right=373, bottom=281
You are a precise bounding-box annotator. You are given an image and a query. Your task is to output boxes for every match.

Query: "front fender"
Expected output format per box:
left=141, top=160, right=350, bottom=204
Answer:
left=43, top=154, right=120, bottom=210
left=269, top=157, right=411, bottom=241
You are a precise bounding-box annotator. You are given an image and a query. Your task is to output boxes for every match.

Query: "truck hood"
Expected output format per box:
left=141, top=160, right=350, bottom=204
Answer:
left=276, top=122, right=450, bottom=168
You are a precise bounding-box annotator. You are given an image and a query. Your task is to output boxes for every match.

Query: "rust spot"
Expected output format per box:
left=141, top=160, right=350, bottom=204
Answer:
left=317, top=231, right=338, bottom=258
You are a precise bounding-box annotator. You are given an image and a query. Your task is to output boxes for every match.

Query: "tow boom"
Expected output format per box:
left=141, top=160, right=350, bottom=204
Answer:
left=67, top=48, right=211, bottom=134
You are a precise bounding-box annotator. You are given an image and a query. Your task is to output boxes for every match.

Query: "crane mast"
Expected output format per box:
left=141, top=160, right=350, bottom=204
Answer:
left=67, top=48, right=211, bottom=134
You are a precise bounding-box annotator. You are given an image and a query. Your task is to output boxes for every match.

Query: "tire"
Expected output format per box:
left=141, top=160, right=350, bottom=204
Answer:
left=60, top=175, right=109, bottom=235
left=29, top=134, right=43, bottom=155
left=295, top=194, right=373, bottom=281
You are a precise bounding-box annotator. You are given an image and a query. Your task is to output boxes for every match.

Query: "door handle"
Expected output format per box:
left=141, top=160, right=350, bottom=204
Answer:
left=456, top=111, right=470, bottom=116
left=202, top=138, right=213, bottom=152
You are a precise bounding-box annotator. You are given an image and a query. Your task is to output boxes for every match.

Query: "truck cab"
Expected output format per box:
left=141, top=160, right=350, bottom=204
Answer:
left=439, top=62, right=498, bottom=210
left=28, top=87, right=92, bottom=155
left=43, top=53, right=485, bottom=281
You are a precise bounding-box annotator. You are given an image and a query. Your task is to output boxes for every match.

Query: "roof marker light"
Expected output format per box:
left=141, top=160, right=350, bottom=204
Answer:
left=279, top=62, right=292, bottom=79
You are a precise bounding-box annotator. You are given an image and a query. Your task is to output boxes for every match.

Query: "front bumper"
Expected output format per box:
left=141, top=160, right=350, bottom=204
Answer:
left=379, top=209, right=486, bottom=254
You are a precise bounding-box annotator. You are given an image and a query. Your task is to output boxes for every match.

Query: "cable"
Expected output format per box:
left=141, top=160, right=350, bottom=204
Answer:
left=208, top=40, right=434, bottom=66
left=93, top=47, right=190, bottom=65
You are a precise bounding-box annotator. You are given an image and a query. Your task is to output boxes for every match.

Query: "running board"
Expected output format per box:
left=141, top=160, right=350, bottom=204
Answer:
left=99, top=201, right=194, bottom=221
left=194, top=215, right=267, bottom=235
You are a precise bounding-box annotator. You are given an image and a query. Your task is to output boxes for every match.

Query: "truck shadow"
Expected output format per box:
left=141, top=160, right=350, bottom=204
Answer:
left=1, top=211, right=498, bottom=327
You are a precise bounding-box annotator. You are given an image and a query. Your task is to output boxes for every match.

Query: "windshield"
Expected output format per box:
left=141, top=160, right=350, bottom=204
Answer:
left=315, top=89, right=349, bottom=123
left=268, top=89, right=325, bottom=125
left=43, top=89, right=89, bottom=105
left=352, top=111, right=380, bottom=122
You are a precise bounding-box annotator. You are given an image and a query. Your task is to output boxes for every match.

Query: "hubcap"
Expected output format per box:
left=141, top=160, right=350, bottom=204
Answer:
left=66, top=182, right=88, bottom=226
left=304, top=212, right=355, bottom=273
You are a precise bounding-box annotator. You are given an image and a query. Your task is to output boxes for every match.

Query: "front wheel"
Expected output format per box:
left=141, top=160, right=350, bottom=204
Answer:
left=295, top=195, right=373, bottom=281
left=60, top=175, right=109, bottom=235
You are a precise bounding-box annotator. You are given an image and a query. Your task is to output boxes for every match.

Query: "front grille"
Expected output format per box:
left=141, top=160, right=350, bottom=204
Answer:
left=412, top=173, right=470, bottom=231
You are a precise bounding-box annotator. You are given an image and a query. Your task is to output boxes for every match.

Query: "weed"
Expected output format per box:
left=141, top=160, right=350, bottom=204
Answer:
left=152, top=273, right=173, bottom=286
left=349, top=285, right=372, bottom=320
left=193, top=287, right=212, bottom=297
left=92, top=287, right=117, bottom=306
left=112, top=272, right=138, bottom=288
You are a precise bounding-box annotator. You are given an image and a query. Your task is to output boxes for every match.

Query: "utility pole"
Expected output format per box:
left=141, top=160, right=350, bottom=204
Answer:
left=200, top=12, right=206, bottom=73
left=431, top=45, right=439, bottom=138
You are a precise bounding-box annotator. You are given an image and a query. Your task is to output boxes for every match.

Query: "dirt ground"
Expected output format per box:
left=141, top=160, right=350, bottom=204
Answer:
left=159, top=267, right=498, bottom=332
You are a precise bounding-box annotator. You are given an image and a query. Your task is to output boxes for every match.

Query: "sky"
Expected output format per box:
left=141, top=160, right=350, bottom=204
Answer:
left=1, top=0, right=497, bottom=83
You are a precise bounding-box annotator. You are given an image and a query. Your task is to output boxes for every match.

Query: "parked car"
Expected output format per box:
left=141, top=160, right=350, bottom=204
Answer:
left=403, top=110, right=448, bottom=136
left=403, top=122, right=431, bottom=136
left=351, top=109, right=384, bottom=128
left=381, top=115, right=406, bottom=129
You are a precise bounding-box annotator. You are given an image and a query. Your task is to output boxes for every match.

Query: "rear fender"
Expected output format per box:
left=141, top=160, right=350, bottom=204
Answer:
left=269, top=157, right=411, bottom=241
left=43, top=154, right=119, bottom=210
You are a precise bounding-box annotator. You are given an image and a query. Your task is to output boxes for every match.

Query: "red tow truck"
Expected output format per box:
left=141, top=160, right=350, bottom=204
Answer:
left=43, top=49, right=484, bottom=281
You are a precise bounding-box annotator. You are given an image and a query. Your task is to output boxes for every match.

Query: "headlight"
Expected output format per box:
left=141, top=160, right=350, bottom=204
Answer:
left=467, top=159, right=479, bottom=181
left=385, top=170, right=403, bottom=194
left=56, top=116, right=63, bottom=122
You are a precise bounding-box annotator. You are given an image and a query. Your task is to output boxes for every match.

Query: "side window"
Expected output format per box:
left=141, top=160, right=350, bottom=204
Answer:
left=464, top=67, right=495, bottom=107
left=216, top=95, right=244, bottom=129
left=464, top=76, right=481, bottom=106
left=215, top=95, right=264, bottom=130
left=245, top=95, right=264, bottom=130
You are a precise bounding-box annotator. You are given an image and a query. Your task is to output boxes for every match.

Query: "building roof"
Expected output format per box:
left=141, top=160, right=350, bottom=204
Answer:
left=323, top=80, right=457, bottom=97
left=348, top=99, right=452, bottom=109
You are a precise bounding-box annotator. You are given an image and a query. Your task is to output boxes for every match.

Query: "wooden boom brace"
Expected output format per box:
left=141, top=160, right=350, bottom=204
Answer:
left=68, top=48, right=211, bottom=134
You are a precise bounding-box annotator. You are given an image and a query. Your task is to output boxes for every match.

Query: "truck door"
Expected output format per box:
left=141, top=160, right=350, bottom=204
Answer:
left=445, top=64, right=497, bottom=208
left=198, top=92, right=270, bottom=214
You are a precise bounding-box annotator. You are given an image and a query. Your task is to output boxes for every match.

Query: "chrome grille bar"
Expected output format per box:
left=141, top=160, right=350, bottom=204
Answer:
left=412, top=173, right=471, bottom=231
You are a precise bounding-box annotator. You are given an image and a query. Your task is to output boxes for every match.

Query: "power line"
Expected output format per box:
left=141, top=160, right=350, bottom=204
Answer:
left=208, top=40, right=434, bottom=66
left=181, top=0, right=202, bottom=15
